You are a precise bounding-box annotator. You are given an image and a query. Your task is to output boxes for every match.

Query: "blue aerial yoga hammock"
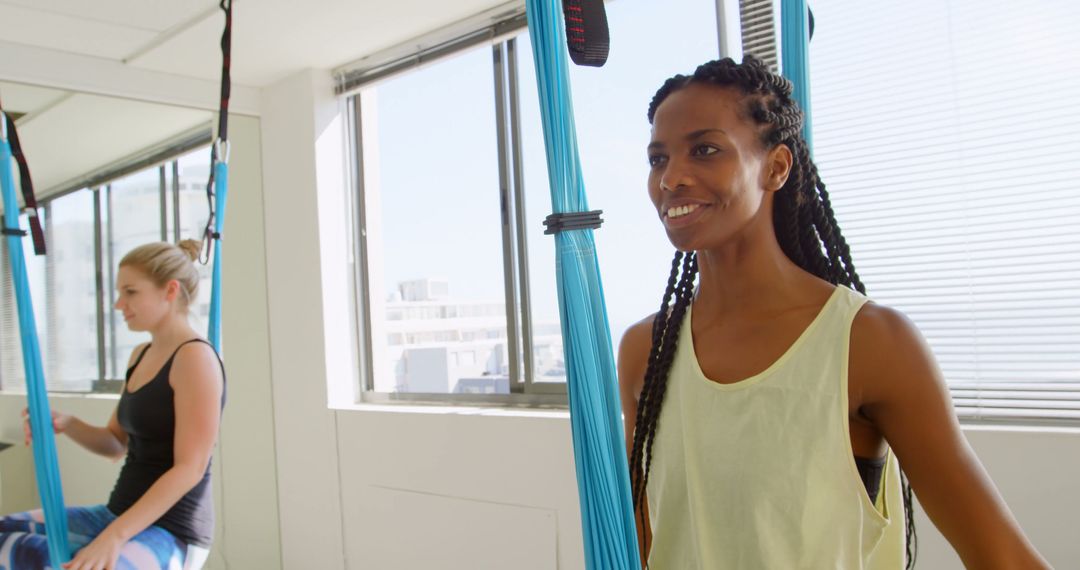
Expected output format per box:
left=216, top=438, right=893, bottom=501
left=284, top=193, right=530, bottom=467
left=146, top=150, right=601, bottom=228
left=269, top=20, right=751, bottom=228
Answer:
left=1, top=104, right=71, bottom=566
left=203, top=0, right=232, bottom=351
left=780, top=0, right=814, bottom=145
left=524, top=0, right=640, bottom=568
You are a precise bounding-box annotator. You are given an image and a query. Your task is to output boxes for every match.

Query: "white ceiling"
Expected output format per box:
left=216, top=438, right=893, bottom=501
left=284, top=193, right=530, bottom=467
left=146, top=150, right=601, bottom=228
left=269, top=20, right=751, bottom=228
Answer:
left=0, top=80, right=212, bottom=195
left=0, top=81, right=68, bottom=116
left=0, top=0, right=513, bottom=89
left=0, top=0, right=514, bottom=196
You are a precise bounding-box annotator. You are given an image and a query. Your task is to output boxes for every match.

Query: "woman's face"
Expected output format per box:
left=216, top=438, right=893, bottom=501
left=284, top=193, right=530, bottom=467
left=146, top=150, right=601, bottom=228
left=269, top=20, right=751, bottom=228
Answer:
left=113, top=266, right=176, bottom=332
left=647, top=83, right=788, bottom=253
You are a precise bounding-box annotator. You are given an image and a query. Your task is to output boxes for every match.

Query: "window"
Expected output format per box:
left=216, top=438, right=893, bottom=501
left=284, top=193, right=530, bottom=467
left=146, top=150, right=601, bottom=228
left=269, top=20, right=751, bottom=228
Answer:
left=105, top=166, right=166, bottom=381
left=347, top=0, right=1079, bottom=418
left=357, top=44, right=510, bottom=396
left=0, top=214, right=46, bottom=392
left=0, top=140, right=213, bottom=393
left=808, top=0, right=1080, bottom=422
left=348, top=0, right=720, bottom=403
left=43, top=191, right=97, bottom=391
left=176, top=148, right=213, bottom=326
left=514, top=2, right=723, bottom=385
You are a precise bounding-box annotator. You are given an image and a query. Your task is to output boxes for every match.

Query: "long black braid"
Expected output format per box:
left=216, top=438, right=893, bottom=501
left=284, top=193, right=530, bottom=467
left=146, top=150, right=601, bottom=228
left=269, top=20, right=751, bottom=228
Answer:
left=629, top=55, right=916, bottom=568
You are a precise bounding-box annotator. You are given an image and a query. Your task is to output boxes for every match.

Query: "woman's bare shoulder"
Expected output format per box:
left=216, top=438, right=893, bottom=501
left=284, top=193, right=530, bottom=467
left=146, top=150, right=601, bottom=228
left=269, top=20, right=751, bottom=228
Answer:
left=850, top=300, right=946, bottom=410
left=618, top=314, right=658, bottom=393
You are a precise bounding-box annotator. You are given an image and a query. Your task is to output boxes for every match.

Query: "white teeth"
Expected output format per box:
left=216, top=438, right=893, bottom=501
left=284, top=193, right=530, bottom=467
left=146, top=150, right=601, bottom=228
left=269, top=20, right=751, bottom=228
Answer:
left=667, top=204, right=699, bottom=219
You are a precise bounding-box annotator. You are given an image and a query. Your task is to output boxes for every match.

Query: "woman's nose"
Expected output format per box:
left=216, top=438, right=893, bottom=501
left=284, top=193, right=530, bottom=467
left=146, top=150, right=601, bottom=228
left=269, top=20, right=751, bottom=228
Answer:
left=659, top=159, right=691, bottom=192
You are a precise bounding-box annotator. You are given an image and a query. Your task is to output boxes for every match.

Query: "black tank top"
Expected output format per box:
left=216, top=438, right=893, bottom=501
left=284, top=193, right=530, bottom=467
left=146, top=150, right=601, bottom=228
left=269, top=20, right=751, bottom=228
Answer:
left=107, top=339, right=225, bottom=547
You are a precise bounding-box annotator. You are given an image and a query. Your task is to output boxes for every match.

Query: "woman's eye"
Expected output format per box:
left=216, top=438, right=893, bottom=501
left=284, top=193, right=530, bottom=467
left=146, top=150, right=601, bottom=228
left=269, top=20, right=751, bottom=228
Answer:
left=648, top=154, right=667, bottom=167
left=692, top=144, right=719, bottom=157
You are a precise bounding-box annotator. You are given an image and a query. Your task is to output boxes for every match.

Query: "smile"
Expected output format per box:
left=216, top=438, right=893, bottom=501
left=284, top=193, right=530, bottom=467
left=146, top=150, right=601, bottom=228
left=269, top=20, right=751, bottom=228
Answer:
left=663, top=203, right=709, bottom=228
left=667, top=204, right=701, bottom=219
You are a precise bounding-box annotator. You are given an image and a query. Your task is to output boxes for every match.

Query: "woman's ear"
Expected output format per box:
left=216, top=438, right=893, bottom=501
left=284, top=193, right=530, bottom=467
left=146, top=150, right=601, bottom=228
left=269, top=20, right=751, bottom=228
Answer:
left=765, top=143, right=793, bottom=192
left=165, top=279, right=181, bottom=303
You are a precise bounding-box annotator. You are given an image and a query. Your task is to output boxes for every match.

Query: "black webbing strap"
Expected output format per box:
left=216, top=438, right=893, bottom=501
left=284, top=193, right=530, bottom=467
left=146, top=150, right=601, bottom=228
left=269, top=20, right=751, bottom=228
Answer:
left=544, top=210, right=603, bottom=235
left=200, top=0, right=232, bottom=265
left=0, top=100, right=46, bottom=255
left=562, top=0, right=609, bottom=67
left=216, top=0, right=232, bottom=143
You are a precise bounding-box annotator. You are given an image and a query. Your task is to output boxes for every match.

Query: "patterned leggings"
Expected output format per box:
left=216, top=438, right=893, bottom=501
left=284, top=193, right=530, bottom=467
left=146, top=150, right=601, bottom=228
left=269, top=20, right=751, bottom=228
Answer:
left=0, top=505, right=209, bottom=570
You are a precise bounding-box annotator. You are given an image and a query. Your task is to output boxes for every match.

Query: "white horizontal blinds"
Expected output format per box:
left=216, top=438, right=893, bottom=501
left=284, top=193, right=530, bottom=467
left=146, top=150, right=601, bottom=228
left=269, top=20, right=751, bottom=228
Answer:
left=808, top=0, right=1080, bottom=421
left=740, top=0, right=778, bottom=71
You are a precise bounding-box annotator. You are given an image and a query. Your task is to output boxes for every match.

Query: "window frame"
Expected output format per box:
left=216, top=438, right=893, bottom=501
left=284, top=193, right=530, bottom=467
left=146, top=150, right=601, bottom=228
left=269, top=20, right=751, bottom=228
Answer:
left=341, top=5, right=731, bottom=407
left=346, top=32, right=570, bottom=408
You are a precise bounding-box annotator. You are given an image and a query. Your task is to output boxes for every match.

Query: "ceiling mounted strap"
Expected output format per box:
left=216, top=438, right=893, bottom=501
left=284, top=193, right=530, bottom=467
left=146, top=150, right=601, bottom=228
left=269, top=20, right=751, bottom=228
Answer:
left=0, top=102, right=46, bottom=255
left=562, top=0, right=609, bottom=67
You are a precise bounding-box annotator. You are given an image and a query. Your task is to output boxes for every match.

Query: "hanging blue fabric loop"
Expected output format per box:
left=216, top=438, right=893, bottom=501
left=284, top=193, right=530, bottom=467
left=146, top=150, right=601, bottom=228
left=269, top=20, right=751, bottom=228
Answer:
left=780, top=0, right=814, bottom=147
left=0, top=112, right=71, bottom=567
left=206, top=0, right=232, bottom=352
left=524, top=1, right=640, bottom=568
left=207, top=150, right=228, bottom=351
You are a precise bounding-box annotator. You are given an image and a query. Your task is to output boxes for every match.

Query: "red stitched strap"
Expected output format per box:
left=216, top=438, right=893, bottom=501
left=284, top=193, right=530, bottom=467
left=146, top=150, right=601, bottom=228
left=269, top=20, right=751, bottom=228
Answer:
left=0, top=105, right=46, bottom=255
left=562, top=0, right=609, bottom=67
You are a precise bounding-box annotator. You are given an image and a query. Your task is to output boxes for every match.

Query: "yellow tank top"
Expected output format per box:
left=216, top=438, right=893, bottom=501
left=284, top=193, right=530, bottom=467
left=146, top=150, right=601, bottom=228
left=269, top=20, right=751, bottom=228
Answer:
left=646, top=285, right=906, bottom=569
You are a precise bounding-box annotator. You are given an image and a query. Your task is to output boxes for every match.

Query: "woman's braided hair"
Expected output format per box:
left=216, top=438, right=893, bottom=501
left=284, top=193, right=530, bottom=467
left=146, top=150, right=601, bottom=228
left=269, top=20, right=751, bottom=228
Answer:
left=630, top=55, right=916, bottom=568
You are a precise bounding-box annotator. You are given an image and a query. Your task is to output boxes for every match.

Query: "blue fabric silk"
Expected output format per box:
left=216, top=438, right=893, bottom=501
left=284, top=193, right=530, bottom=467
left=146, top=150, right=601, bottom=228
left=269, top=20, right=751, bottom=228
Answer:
left=523, top=2, right=640, bottom=568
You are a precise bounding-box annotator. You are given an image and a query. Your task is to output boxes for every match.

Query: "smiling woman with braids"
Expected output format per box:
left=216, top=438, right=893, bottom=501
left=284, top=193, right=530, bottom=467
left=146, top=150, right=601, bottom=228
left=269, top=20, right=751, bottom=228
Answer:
left=618, top=56, right=1048, bottom=569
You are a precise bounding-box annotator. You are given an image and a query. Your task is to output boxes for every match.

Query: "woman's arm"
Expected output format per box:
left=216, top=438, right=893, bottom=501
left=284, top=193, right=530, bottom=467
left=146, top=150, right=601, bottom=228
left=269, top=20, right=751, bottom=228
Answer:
left=618, top=316, right=656, bottom=569
left=22, top=344, right=149, bottom=460
left=66, top=341, right=223, bottom=569
left=54, top=411, right=127, bottom=460
left=851, top=304, right=1050, bottom=569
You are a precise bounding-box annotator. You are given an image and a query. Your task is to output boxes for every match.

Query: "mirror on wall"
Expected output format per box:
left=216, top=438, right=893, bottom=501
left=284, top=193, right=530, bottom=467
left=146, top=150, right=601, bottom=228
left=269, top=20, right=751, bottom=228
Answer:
left=1, top=80, right=216, bottom=394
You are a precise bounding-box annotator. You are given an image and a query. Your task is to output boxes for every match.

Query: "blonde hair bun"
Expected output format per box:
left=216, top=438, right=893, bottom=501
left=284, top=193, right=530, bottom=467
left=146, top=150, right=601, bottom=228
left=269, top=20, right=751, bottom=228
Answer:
left=177, top=239, right=201, bottom=262
left=119, top=242, right=201, bottom=309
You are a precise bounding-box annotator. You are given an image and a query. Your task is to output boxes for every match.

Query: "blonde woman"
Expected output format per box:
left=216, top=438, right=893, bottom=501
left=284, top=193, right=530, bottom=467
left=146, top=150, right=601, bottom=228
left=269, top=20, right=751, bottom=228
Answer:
left=3, top=240, right=224, bottom=570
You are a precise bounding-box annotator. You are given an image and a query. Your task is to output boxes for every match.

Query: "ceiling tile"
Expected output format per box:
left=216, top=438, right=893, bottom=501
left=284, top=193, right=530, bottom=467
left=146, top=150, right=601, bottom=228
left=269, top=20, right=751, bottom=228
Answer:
left=0, top=81, right=70, bottom=116
left=0, top=3, right=159, bottom=60
left=0, top=0, right=216, bottom=33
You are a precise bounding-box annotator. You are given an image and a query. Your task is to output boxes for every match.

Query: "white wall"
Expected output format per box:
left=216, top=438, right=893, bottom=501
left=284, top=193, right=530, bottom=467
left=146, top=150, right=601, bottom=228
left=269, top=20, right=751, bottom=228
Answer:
left=206, top=113, right=283, bottom=570
left=1, top=66, right=1078, bottom=570
left=913, top=427, right=1080, bottom=568
left=0, top=396, right=122, bottom=512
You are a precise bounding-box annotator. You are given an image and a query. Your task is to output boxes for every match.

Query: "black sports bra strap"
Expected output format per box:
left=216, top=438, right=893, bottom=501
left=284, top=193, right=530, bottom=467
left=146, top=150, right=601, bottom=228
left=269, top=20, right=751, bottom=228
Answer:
left=171, top=338, right=211, bottom=358
left=127, top=344, right=153, bottom=377
left=170, top=338, right=225, bottom=376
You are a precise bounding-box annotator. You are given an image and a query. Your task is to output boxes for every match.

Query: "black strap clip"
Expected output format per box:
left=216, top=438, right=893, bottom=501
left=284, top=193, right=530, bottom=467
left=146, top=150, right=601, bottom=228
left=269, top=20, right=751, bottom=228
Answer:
left=543, top=210, right=603, bottom=235
left=2, top=227, right=28, bottom=237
